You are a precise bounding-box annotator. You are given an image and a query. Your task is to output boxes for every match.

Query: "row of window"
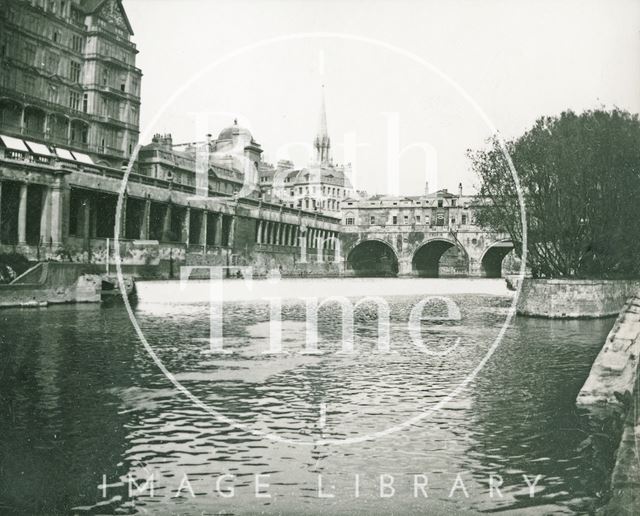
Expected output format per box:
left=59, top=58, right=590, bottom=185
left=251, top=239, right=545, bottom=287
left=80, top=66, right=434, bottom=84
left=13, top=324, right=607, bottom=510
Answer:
left=344, top=213, right=472, bottom=226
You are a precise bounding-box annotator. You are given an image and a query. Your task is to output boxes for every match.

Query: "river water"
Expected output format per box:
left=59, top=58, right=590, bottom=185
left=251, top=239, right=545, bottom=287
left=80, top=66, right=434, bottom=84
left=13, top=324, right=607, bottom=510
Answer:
left=0, top=278, right=621, bottom=515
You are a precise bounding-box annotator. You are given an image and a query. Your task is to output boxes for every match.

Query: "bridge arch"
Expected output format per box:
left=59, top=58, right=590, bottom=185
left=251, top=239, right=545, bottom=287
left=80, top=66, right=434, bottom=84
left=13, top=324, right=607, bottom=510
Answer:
left=412, top=238, right=468, bottom=277
left=346, top=239, right=399, bottom=277
left=480, top=240, right=515, bottom=278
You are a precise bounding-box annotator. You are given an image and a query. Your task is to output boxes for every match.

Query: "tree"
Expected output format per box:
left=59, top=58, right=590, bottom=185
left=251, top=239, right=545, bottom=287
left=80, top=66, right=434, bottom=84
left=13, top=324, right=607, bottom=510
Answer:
left=469, top=109, right=640, bottom=278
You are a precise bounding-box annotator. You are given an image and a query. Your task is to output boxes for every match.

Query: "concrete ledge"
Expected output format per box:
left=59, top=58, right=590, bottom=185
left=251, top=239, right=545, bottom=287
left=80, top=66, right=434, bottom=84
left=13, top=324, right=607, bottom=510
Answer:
left=516, top=278, right=640, bottom=318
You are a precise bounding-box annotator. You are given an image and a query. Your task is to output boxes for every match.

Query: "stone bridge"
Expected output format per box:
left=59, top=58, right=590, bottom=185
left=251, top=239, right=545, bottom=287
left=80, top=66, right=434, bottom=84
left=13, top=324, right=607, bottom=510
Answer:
left=339, top=226, right=517, bottom=278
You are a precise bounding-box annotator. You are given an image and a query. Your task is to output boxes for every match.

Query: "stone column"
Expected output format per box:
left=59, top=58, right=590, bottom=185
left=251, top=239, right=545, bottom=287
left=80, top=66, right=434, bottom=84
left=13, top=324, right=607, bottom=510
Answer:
left=264, top=221, right=270, bottom=244
left=256, top=220, right=262, bottom=244
left=17, top=183, right=27, bottom=245
left=200, top=211, right=208, bottom=247
left=275, top=222, right=281, bottom=246
left=40, top=187, right=51, bottom=245
left=161, top=203, right=172, bottom=242
left=82, top=195, right=91, bottom=243
left=214, top=213, right=223, bottom=246
left=228, top=215, right=235, bottom=248
left=141, top=198, right=151, bottom=239
left=182, top=207, right=191, bottom=244
left=283, top=225, right=289, bottom=246
left=49, top=181, right=64, bottom=247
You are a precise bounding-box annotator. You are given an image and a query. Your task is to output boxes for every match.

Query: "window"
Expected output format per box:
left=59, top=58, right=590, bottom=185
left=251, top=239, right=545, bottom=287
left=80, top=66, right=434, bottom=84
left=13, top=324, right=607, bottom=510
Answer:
left=438, top=200, right=443, bottom=208
left=370, top=216, right=375, bottom=225
left=392, top=215, right=398, bottom=225
left=425, top=215, right=430, bottom=225
left=451, top=199, right=457, bottom=207
left=24, top=43, right=36, bottom=65
left=70, top=61, right=81, bottom=82
left=102, top=68, right=109, bottom=86
left=72, top=35, right=83, bottom=52
left=403, top=215, right=409, bottom=224
left=461, top=214, right=467, bottom=225
left=416, top=215, right=421, bottom=223
left=71, top=7, right=83, bottom=25
left=436, top=212, right=445, bottom=226
left=345, top=217, right=354, bottom=225
left=69, top=90, right=80, bottom=110
left=52, top=31, right=59, bottom=43
left=82, top=93, right=88, bottom=112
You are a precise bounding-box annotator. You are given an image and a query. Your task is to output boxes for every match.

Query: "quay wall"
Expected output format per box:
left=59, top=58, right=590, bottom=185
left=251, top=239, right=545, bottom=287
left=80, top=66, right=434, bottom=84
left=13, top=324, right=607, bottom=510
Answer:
left=577, top=290, right=640, bottom=406
left=516, top=279, right=640, bottom=318
left=0, top=262, right=100, bottom=307
left=576, top=291, right=640, bottom=514
left=597, top=388, right=640, bottom=515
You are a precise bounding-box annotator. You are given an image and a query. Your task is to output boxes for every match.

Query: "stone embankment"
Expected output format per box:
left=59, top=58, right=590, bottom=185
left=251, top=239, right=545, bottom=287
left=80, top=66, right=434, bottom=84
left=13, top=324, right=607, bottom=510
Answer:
left=576, top=290, right=640, bottom=514
left=0, top=262, right=102, bottom=308
left=516, top=279, right=640, bottom=318
left=577, top=292, right=640, bottom=406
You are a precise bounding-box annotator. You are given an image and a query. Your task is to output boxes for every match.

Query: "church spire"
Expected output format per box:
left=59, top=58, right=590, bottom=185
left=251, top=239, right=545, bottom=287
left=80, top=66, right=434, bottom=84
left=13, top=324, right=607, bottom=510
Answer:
left=314, top=85, right=331, bottom=165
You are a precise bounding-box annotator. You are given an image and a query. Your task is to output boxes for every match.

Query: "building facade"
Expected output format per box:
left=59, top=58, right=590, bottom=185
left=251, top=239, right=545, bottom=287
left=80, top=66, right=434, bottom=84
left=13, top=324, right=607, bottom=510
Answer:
left=0, top=0, right=342, bottom=278
left=0, top=0, right=142, bottom=167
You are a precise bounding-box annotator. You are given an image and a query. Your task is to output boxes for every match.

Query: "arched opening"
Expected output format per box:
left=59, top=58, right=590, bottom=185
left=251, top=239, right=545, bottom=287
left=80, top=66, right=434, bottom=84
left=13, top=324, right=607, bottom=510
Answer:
left=23, top=106, right=46, bottom=139
left=0, top=99, right=23, bottom=133
left=347, top=240, right=398, bottom=277
left=481, top=242, right=515, bottom=278
left=413, top=239, right=468, bottom=277
left=70, top=120, right=89, bottom=147
left=47, top=113, right=70, bottom=144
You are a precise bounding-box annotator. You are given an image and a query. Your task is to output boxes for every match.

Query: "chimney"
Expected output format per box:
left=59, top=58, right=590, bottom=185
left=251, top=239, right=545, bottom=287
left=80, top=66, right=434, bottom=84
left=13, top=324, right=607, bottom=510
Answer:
left=424, top=181, right=429, bottom=195
left=458, top=182, right=463, bottom=197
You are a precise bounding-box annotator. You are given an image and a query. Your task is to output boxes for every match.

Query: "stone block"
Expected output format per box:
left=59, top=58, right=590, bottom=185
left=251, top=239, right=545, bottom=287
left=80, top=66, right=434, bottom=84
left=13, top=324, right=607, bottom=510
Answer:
left=600, top=351, right=631, bottom=373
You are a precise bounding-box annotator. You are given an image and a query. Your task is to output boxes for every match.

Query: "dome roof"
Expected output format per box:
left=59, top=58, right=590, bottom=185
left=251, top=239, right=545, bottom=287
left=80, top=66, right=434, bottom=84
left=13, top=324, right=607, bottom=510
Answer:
left=217, top=119, right=253, bottom=141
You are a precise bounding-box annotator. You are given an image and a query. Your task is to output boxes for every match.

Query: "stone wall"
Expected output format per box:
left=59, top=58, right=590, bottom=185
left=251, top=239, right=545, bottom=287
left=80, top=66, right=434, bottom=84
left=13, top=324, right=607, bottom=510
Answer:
left=577, top=291, right=640, bottom=406
left=516, top=279, right=640, bottom=318
left=0, top=262, right=101, bottom=307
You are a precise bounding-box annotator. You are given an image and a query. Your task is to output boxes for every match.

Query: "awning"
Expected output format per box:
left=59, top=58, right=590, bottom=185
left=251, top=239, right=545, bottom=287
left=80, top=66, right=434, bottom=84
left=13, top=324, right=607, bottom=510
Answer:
left=55, top=148, right=75, bottom=160
left=0, top=135, right=29, bottom=153
left=24, top=140, right=52, bottom=156
left=71, top=151, right=94, bottom=164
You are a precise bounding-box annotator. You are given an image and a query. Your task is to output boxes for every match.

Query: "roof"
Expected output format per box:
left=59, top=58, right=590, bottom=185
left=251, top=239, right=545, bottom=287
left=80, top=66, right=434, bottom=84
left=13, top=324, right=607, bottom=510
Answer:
left=80, top=0, right=134, bottom=35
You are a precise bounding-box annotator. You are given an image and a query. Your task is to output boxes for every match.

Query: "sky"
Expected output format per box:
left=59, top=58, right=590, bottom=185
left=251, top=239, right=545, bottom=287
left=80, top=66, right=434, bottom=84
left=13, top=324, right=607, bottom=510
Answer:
left=123, top=0, right=640, bottom=195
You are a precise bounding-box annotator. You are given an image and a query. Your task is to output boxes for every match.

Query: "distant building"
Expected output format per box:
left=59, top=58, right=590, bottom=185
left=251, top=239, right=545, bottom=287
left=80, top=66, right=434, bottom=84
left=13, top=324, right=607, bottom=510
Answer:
left=259, top=87, right=354, bottom=214
left=0, top=0, right=142, bottom=167
left=341, top=183, right=475, bottom=229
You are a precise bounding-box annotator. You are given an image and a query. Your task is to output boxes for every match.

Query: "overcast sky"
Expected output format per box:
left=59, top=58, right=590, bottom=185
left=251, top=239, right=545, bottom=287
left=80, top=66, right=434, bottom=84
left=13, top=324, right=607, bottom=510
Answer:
left=124, top=0, right=640, bottom=195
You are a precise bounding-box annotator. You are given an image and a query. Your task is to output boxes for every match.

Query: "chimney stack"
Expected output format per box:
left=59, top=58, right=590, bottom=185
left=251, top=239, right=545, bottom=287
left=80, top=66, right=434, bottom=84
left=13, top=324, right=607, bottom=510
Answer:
left=458, top=182, right=463, bottom=197
left=424, top=180, right=429, bottom=195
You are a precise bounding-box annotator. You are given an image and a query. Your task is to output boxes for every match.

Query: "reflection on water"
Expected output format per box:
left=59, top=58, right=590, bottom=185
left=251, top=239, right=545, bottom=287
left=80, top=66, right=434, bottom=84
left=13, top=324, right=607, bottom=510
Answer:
left=0, top=278, right=619, bottom=514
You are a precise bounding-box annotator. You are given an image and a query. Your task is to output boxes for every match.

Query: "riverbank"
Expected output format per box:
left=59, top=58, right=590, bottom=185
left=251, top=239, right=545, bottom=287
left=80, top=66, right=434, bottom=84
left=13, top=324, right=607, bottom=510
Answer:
left=598, top=383, right=640, bottom=515
left=575, top=288, right=640, bottom=514
left=0, top=262, right=135, bottom=308
left=516, top=278, right=640, bottom=318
